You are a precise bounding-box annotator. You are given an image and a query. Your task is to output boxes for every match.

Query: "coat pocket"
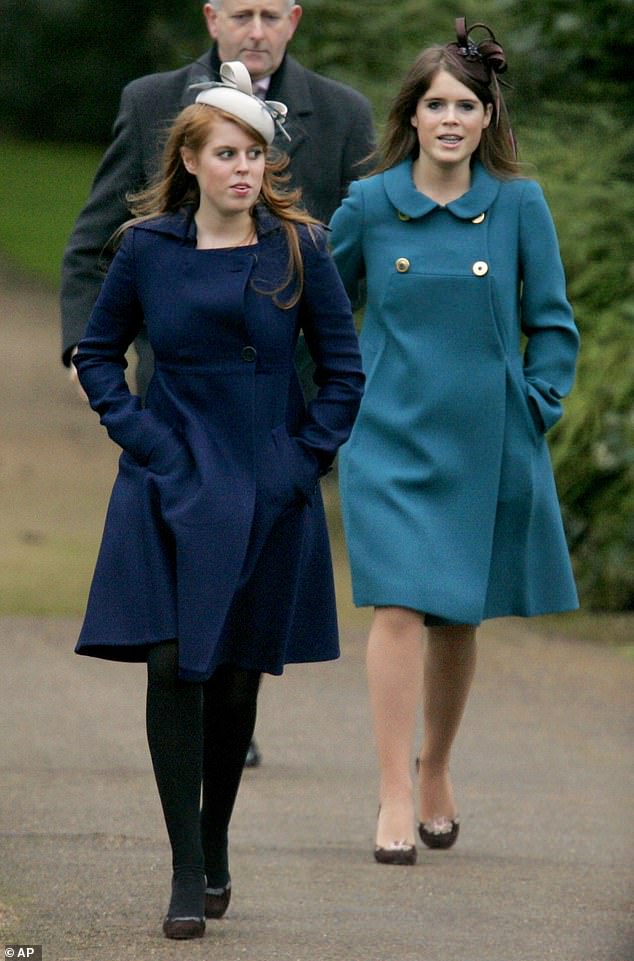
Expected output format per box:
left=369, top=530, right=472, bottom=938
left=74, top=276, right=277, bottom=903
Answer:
left=146, top=429, right=200, bottom=520
left=518, top=379, right=545, bottom=444
left=261, top=423, right=320, bottom=511
left=146, top=428, right=189, bottom=476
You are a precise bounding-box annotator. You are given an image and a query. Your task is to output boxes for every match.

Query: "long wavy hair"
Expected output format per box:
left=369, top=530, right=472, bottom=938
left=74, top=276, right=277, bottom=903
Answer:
left=119, top=103, right=320, bottom=308
left=375, top=44, right=521, bottom=179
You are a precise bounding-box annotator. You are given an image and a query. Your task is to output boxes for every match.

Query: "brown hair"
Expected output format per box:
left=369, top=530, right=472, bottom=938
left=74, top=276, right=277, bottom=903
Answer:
left=119, top=103, right=320, bottom=308
left=375, top=40, right=520, bottom=179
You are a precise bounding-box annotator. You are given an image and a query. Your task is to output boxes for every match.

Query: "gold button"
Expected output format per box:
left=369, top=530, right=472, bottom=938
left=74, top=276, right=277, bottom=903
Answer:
left=395, top=258, right=410, bottom=273
left=472, top=212, right=486, bottom=224
left=397, top=211, right=411, bottom=221
left=472, top=260, right=488, bottom=276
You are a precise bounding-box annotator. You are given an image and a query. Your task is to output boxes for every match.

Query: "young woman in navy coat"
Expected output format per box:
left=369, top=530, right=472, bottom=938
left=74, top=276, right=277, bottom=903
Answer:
left=329, top=21, right=579, bottom=865
left=73, top=63, right=363, bottom=939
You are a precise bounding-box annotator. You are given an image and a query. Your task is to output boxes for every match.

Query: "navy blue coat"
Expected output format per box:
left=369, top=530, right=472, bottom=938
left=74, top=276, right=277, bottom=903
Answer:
left=74, top=207, right=364, bottom=681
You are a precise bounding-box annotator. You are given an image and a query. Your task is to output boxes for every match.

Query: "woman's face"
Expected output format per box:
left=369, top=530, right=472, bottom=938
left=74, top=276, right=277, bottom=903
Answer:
left=411, top=69, right=492, bottom=171
left=181, top=117, right=266, bottom=218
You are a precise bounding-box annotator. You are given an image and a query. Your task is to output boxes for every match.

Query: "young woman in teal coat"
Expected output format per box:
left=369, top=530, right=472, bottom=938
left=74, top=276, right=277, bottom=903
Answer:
left=329, top=20, right=579, bottom=865
left=74, top=64, right=363, bottom=938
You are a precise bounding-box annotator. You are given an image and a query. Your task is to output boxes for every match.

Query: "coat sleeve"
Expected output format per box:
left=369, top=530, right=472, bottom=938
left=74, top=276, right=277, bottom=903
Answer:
left=519, top=180, right=580, bottom=432
left=72, top=229, right=179, bottom=467
left=60, top=83, right=147, bottom=366
left=291, top=227, right=365, bottom=485
left=328, top=179, right=367, bottom=309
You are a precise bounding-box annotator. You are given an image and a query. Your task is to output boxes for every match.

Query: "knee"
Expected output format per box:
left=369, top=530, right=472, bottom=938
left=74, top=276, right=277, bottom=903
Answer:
left=209, top=666, right=261, bottom=708
left=147, top=640, right=179, bottom=686
left=426, top=625, right=477, bottom=646
left=373, top=606, right=424, bottom=640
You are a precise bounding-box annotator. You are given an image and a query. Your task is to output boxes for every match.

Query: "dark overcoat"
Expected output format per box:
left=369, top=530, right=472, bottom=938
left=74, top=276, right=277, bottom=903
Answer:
left=74, top=208, right=364, bottom=681
left=330, top=160, right=579, bottom=624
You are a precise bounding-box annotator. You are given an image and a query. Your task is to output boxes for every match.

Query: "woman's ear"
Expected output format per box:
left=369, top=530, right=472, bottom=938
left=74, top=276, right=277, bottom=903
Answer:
left=482, top=103, right=494, bottom=129
left=180, top=146, right=197, bottom=174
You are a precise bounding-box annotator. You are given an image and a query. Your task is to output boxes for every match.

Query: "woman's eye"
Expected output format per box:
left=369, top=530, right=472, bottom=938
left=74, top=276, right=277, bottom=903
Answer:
left=248, top=148, right=263, bottom=159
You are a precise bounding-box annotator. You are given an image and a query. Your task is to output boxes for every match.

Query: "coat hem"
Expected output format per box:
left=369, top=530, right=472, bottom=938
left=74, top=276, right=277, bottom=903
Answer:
left=352, top=594, right=579, bottom=622
left=75, top=639, right=341, bottom=679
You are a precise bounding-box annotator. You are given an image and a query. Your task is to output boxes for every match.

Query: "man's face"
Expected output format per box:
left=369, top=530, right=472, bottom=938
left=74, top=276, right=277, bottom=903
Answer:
left=204, top=1, right=302, bottom=81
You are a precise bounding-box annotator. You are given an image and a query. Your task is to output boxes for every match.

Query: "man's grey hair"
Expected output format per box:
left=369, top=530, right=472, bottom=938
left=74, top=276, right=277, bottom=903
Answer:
left=205, top=0, right=295, bottom=10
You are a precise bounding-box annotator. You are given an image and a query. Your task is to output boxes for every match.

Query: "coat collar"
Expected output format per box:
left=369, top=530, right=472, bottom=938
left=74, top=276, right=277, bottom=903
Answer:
left=133, top=205, right=283, bottom=243
left=179, top=52, right=216, bottom=111
left=383, top=158, right=501, bottom=220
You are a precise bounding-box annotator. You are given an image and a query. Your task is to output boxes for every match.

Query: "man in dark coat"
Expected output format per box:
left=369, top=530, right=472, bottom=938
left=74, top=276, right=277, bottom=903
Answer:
left=60, top=0, right=375, bottom=393
left=60, top=0, right=374, bottom=767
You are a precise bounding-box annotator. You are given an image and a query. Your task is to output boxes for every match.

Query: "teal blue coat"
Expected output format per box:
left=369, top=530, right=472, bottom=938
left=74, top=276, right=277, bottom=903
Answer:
left=330, top=160, right=579, bottom=623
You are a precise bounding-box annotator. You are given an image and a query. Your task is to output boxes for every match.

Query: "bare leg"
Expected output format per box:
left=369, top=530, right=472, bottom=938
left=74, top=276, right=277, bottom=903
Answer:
left=366, top=606, right=424, bottom=848
left=418, top=624, right=477, bottom=822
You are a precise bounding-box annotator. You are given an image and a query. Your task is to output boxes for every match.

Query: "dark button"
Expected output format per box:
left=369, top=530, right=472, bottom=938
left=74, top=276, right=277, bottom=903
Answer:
left=241, top=345, right=257, bottom=362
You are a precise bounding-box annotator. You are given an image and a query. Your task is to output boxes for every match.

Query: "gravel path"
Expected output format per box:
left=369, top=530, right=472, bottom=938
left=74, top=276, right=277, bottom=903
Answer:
left=1, top=614, right=632, bottom=961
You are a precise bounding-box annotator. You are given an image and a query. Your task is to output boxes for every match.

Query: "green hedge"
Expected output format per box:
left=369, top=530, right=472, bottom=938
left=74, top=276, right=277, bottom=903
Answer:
left=519, top=107, right=634, bottom=610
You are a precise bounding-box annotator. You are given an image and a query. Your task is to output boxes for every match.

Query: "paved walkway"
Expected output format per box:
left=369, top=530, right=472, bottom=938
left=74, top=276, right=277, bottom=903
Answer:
left=1, top=615, right=632, bottom=961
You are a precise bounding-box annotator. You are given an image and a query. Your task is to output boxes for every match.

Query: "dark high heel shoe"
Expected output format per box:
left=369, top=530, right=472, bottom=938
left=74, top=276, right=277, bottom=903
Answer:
left=163, top=916, right=206, bottom=939
left=416, top=757, right=460, bottom=850
left=205, top=881, right=231, bottom=919
left=244, top=738, right=262, bottom=768
left=162, top=871, right=206, bottom=939
left=418, top=816, right=460, bottom=850
left=374, top=841, right=417, bottom=865
left=374, top=806, right=417, bottom=865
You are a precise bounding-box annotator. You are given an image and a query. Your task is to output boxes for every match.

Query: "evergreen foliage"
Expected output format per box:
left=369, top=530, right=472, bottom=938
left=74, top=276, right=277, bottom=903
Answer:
left=0, top=0, right=203, bottom=143
left=520, top=109, right=634, bottom=609
left=501, top=0, right=633, bottom=110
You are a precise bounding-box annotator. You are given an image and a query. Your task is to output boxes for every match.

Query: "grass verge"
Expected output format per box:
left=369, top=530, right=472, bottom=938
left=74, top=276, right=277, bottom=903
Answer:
left=0, top=137, right=101, bottom=283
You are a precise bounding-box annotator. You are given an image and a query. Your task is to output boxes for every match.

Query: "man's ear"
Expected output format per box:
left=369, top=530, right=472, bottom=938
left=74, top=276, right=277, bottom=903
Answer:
left=203, top=3, right=220, bottom=41
left=287, top=4, right=303, bottom=40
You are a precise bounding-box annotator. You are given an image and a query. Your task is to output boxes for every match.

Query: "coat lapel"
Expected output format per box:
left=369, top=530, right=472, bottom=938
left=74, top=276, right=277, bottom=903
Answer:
left=179, top=52, right=216, bottom=111
left=266, top=56, right=311, bottom=158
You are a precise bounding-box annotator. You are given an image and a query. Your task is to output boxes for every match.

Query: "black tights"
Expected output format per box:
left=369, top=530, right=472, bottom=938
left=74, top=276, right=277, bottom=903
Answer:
left=146, top=641, right=260, bottom=908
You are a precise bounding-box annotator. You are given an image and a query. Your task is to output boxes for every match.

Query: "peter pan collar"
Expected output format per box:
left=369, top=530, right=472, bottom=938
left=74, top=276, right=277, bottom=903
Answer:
left=383, top=158, right=501, bottom=221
